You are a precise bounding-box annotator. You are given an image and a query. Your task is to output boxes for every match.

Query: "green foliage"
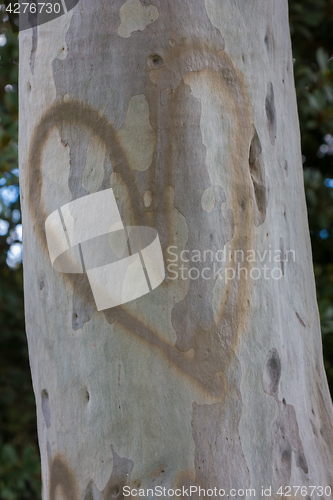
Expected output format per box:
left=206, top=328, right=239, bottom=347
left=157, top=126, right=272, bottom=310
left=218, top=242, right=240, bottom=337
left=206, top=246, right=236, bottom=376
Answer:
left=0, top=443, right=41, bottom=499
left=0, top=6, right=41, bottom=500
left=290, top=0, right=333, bottom=392
left=0, top=1, right=332, bottom=498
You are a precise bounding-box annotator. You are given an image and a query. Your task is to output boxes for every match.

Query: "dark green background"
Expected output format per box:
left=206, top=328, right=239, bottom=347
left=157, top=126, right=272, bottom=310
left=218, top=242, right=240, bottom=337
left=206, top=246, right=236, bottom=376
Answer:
left=0, top=1, right=332, bottom=498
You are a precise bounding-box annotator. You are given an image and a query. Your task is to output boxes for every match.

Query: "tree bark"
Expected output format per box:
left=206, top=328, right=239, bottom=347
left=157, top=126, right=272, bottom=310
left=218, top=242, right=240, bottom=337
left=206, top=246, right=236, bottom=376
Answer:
left=19, top=0, right=333, bottom=498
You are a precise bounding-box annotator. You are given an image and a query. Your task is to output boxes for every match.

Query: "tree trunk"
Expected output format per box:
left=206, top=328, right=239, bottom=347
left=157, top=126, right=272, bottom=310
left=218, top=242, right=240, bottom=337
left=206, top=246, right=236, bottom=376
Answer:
left=19, top=0, right=333, bottom=498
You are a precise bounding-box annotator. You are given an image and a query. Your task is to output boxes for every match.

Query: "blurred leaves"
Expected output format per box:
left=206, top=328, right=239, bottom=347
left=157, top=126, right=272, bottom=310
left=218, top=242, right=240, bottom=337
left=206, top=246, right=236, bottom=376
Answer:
left=0, top=5, right=41, bottom=500
left=0, top=0, right=332, bottom=498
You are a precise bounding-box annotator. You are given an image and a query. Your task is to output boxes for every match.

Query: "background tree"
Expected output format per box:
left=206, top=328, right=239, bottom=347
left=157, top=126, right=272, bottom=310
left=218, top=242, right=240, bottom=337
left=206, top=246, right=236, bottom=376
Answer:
left=0, top=15, right=41, bottom=500
left=0, top=0, right=332, bottom=498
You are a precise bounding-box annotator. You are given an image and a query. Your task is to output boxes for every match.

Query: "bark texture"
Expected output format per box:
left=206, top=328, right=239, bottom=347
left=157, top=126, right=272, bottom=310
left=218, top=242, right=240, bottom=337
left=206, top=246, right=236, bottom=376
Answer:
left=19, top=0, right=333, bottom=498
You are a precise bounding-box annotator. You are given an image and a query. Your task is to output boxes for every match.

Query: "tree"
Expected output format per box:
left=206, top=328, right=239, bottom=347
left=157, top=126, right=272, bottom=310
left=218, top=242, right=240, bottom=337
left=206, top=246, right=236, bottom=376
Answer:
left=0, top=15, right=41, bottom=500
left=19, top=0, right=333, bottom=497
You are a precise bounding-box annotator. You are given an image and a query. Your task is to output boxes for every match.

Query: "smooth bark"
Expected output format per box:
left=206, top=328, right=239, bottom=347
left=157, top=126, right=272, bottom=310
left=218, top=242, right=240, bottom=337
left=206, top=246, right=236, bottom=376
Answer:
left=19, top=1, right=333, bottom=498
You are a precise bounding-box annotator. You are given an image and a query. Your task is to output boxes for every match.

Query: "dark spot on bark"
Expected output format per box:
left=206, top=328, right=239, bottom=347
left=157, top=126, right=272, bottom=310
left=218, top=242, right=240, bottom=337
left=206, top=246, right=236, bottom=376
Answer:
left=315, top=383, right=333, bottom=450
left=64, top=0, right=80, bottom=9
left=50, top=456, right=78, bottom=500
left=264, top=27, right=274, bottom=53
left=271, top=398, right=309, bottom=484
left=40, top=280, right=45, bottom=290
left=239, top=197, right=246, bottom=212
left=249, top=126, right=267, bottom=225
left=29, top=26, right=38, bottom=75
left=265, top=82, right=277, bottom=145
left=148, top=54, right=164, bottom=69
left=72, top=274, right=96, bottom=330
left=296, top=452, right=309, bottom=474
left=147, top=464, right=169, bottom=489
left=41, top=389, right=51, bottom=428
left=111, top=486, right=120, bottom=497
left=310, top=419, right=318, bottom=437
left=296, top=312, right=306, bottom=327
left=263, top=348, right=281, bottom=396
left=273, top=421, right=292, bottom=483
left=86, top=391, right=90, bottom=402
